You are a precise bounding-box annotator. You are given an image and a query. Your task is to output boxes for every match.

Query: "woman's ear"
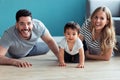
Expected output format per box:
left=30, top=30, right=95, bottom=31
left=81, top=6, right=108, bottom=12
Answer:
left=106, top=20, right=109, bottom=26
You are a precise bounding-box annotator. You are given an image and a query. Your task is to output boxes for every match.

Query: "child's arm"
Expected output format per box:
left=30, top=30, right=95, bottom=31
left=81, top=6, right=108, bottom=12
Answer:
left=76, top=48, right=85, bottom=68
left=58, top=48, right=66, bottom=67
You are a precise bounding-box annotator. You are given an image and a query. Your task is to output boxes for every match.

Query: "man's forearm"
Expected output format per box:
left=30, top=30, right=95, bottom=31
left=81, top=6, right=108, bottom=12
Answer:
left=47, top=40, right=59, bottom=59
left=0, top=56, right=14, bottom=65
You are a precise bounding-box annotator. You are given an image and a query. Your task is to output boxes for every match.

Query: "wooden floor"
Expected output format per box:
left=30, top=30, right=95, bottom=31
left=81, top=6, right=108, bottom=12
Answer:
left=0, top=50, right=120, bottom=80
left=1, top=37, right=120, bottom=80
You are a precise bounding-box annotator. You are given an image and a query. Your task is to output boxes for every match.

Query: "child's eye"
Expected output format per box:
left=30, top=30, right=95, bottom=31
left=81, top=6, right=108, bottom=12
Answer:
left=73, top=33, right=76, bottom=35
left=67, top=33, right=70, bottom=35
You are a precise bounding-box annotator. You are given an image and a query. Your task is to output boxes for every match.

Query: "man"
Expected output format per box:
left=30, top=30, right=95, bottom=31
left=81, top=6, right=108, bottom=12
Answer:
left=0, top=9, right=59, bottom=68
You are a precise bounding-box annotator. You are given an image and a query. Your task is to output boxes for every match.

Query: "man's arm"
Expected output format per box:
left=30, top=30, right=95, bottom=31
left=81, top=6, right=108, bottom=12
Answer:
left=41, top=31, right=59, bottom=59
left=0, top=46, right=32, bottom=67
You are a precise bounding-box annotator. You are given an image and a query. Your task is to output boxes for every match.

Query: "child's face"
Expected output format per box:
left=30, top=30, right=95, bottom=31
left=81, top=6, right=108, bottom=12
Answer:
left=64, top=28, right=78, bottom=42
left=91, top=10, right=108, bottom=32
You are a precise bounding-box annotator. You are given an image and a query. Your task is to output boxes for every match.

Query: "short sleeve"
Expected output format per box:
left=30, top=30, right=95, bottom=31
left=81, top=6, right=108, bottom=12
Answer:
left=32, top=19, right=49, bottom=37
left=0, top=31, right=12, bottom=49
left=77, top=39, right=83, bottom=48
left=58, top=37, right=66, bottom=49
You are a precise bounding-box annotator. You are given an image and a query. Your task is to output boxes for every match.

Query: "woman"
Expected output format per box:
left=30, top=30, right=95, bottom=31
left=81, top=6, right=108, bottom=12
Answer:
left=80, top=6, right=116, bottom=61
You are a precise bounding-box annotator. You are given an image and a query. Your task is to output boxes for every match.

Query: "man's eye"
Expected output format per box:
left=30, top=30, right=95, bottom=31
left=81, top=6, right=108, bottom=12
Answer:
left=20, top=23, right=25, bottom=26
left=28, top=22, right=31, bottom=25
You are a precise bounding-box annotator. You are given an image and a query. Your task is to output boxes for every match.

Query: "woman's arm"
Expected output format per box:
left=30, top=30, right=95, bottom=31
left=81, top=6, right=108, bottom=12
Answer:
left=86, top=48, right=113, bottom=61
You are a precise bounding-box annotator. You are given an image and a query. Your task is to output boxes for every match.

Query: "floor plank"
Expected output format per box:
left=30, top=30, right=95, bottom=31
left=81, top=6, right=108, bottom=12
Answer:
left=0, top=51, right=120, bottom=80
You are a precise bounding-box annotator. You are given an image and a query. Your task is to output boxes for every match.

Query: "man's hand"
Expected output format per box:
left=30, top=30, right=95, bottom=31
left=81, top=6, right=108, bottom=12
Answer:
left=12, top=59, right=32, bottom=68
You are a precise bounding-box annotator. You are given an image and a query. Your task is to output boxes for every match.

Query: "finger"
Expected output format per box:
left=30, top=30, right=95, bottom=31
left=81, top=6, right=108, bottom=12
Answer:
left=76, top=65, right=83, bottom=68
left=25, top=62, right=32, bottom=67
left=22, top=62, right=32, bottom=68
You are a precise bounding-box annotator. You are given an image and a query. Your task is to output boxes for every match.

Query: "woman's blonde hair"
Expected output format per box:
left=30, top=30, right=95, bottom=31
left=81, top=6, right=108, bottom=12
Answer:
left=90, top=6, right=116, bottom=54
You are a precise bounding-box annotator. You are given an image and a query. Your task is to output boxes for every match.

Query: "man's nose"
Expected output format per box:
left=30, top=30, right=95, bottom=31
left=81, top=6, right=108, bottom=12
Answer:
left=24, top=24, right=29, bottom=29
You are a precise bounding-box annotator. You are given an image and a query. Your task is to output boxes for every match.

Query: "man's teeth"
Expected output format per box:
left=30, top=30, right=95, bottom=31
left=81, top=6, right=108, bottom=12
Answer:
left=23, top=30, right=29, bottom=34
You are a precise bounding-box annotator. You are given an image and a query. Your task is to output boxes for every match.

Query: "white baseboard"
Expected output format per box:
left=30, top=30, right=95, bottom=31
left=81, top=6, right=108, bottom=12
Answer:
left=38, top=36, right=64, bottom=43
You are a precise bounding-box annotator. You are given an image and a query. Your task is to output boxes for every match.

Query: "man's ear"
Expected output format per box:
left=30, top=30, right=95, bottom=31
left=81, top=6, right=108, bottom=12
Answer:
left=15, top=22, right=18, bottom=29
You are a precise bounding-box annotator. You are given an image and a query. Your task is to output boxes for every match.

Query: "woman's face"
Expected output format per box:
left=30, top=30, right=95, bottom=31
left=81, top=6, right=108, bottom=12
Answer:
left=91, top=10, right=108, bottom=32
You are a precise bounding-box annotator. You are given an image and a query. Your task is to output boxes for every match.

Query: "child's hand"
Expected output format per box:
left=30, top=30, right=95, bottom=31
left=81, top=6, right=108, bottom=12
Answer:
left=58, top=62, right=66, bottom=67
left=76, top=63, right=84, bottom=68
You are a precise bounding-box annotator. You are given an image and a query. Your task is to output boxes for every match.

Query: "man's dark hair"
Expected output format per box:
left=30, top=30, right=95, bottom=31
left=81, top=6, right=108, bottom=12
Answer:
left=64, top=21, right=80, bottom=34
left=16, top=9, right=32, bottom=22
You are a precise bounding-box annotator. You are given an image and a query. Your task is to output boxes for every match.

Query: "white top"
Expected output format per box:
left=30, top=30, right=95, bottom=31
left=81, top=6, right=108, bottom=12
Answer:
left=59, top=37, right=83, bottom=55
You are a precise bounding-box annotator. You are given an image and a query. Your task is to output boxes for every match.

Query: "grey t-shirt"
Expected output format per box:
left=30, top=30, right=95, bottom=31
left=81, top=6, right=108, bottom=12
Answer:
left=0, top=19, right=49, bottom=57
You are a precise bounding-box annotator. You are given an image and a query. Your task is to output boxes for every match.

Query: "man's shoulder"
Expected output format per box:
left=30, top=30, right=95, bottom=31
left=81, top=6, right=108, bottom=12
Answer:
left=32, top=19, right=46, bottom=28
left=32, top=19, right=42, bottom=24
left=5, top=25, right=15, bottom=34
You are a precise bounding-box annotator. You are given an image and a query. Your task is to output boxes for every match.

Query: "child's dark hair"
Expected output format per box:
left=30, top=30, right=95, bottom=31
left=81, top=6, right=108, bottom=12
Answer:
left=16, top=9, right=32, bottom=22
left=64, top=21, right=80, bottom=34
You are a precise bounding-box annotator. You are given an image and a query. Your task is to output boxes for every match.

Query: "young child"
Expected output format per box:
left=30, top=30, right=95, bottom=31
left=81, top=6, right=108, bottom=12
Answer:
left=58, top=21, right=85, bottom=68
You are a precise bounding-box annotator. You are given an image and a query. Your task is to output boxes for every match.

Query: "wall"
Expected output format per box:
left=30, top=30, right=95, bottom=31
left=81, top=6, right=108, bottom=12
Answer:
left=0, top=0, right=86, bottom=36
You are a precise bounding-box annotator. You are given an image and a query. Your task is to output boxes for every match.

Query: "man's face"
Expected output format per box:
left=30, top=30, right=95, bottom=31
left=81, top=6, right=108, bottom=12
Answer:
left=16, top=16, right=33, bottom=40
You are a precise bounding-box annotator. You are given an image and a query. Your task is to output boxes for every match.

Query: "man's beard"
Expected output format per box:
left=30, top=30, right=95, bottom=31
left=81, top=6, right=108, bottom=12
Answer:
left=18, top=29, right=32, bottom=39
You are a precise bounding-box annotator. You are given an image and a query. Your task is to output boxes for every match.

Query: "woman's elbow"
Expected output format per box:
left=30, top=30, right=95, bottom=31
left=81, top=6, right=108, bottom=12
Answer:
left=103, top=57, right=111, bottom=61
left=104, top=58, right=110, bottom=61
